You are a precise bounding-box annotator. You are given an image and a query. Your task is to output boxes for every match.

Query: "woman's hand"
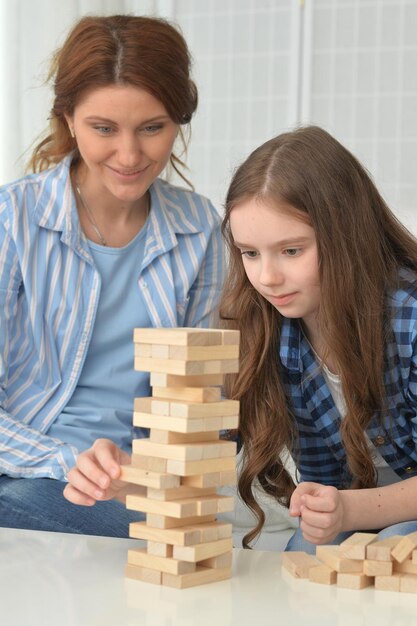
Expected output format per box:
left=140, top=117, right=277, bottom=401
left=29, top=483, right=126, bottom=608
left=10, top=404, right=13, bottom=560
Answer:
left=289, top=482, right=345, bottom=544
left=64, top=438, right=134, bottom=506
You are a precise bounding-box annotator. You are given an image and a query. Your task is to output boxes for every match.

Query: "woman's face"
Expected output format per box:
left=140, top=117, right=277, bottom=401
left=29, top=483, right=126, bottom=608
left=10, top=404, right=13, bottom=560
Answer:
left=65, top=84, right=178, bottom=205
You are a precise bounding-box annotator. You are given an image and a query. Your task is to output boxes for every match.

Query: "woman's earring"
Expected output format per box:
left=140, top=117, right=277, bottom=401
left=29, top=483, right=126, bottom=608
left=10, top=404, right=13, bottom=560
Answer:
left=69, top=127, right=75, bottom=138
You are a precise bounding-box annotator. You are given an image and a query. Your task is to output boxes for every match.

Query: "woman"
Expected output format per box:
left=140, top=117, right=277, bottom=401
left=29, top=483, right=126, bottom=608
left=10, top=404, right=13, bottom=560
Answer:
left=0, top=15, right=224, bottom=536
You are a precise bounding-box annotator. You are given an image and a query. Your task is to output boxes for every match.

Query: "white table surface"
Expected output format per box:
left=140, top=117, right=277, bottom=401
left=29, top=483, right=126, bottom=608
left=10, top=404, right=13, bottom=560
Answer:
left=1, top=527, right=417, bottom=626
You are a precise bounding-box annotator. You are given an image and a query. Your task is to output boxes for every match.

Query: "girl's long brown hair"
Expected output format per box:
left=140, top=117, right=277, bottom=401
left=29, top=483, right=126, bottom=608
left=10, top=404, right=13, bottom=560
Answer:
left=221, top=126, right=417, bottom=547
left=28, top=15, right=198, bottom=184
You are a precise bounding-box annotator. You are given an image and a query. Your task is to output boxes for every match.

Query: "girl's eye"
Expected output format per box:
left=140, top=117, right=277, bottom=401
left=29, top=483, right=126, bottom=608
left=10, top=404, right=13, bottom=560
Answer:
left=241, top=250, right=258, bottom=259
left=285, top=248, right=301, bottom=257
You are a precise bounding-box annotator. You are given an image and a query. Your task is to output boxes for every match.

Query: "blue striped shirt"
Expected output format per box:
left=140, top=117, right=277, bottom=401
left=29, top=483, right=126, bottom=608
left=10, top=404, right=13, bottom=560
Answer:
left=281, top=269, right=417, bottom=486
left=0, top=157, right=225, bottom=480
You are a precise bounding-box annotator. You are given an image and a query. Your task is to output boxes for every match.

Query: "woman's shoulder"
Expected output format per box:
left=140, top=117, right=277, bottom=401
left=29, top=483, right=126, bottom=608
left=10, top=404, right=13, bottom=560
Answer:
left=152, top=178, right=221, bottom=227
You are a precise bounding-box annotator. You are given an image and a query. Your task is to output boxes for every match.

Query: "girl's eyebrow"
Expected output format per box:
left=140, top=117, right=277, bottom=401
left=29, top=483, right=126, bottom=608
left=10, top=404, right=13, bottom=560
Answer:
left=233, top=236, right=311, bottom=248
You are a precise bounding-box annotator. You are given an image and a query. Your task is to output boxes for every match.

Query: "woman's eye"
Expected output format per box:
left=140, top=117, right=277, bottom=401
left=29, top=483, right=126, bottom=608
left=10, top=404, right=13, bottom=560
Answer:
left=94, top=126, right=113, bottom=134
left=241, top=250, right=258, bottom=259
left=142, top=124, right=163, bottom=134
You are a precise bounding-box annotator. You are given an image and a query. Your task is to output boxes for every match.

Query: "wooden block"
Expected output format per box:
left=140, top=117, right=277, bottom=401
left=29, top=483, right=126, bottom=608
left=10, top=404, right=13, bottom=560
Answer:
left=375, top=573, right=402, bottom=591
left=337, top=572, right=373, bottom=589
left=129, top=520, right=232, bottom=546
left=134, top=410, right=238, bottom=434
left=125, top=563, right=162, bottom=585
left=400, top=574, right=417, bottom=593
left=119, top=465, right=180, bottom=489
left=315, top=546, right=363, bottom=573
left=132, top=438, right=236, bottom=462
left=151, top=386, right=222, bottom=403
left=131, top=455, right=168, bottom=473
left=220, top=330, right=240, bottom=345
left=308, top=564, right=337, bottom=585
left=150, top=372, right=224, bottom=387
left=168, top=344, right=239, bottom=361
left=339, top=532, right=378, bottom=560
left=391, top=531, right=417, bottom=563
left=133, top=327, right=224, bottom=346
left=147, top=541, right=173, bottom=558
left=394, top=559, right=417, bottom=575
left=146, top=485, right=217, bottom=501
left=162, top=565, right=231, bottom=589
left=199, top=552, right=233, bottom=569
left=363, top=559, right=393, bottom=576
left=146, top=513, right=216, bottom=529
left=135, top=356, right=239, bottom=376
left=281, top=552, right=319, bottom=579
left=181, top=469, right=237, bottom=488
left=173, top=538, right=233, bottom=563
left=128, top=547, right=195, bottom=575
left=140, top=397, right=239, bottom=419
left=167, top=456, right=236, bottom=477
left=366, top=535, right=403, bottom=561
left=150, top=430, right=219, bottom=444
left=127, top=493, right=233, bottom=518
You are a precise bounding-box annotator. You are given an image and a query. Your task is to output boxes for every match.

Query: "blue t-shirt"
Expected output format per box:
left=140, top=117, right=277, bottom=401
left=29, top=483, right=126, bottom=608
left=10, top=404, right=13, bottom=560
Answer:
left=47, top=226, right=151, bottom=453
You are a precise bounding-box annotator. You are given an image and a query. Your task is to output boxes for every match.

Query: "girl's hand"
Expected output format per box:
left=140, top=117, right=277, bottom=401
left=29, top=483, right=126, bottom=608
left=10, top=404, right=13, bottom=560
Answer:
left=63, top=438, right=136, bottom=506
left=289, top=482, right=345, bottom=544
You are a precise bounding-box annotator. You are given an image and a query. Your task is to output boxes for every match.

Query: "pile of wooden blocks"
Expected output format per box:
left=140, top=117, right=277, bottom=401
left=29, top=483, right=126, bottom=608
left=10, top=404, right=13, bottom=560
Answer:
left=121, top=327, right=240, bottom=589
left=282, top=531, right=417, bottom=592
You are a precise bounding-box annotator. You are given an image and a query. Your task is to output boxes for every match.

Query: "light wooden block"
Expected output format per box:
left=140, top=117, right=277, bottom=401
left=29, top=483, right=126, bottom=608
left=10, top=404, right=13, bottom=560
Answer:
left=146, top=485, right=216, bottom=501
left=167, top=456, right=236, bottom=477
left=132, top=438, right=236, bottom=462
left=135, top=357, right=238, bottom=376
left=162, top=565, right=231, bottom=589
left=394, top=559, right=417, bottom=575
left=181, top=469, right=237, bottom=488
left=125, top=563, right=162, bottom=585
left=339, top=532, right=378, bottom=560
left=151, top=386, right=222, bottom=403
left=281, top=552, right=319, bottom=579
left=128, top=548, right=195, bottom=575
left=336, top=572, right=373, bottom=590
left=173, top=538, right=233, bottom=563
left=146, top=513, right=216, bottom=529
left=220, top=330, right=240, bottom=345
left=119, top=465, right=180, bottom=489
left=134, top=397, right=239, bottom=419
left=391, top=531, right=417, bottom=563
left=308, top=564, right=337, bottom=585
left=131, top=455, right=168, bottom=473
left=366, top=535, right=403, bottom=561
left=127, top=493, right=233, bottom=518
left=134, top=410, right=238, bottom=434
left=129, top=520, right=232, bottom=546
left=315, top=546, right=364, bottom=573
left=363, top=559, right=393, bottom=576
left=150, top=372, right=224, bottom=387
left=168, top=344, right=239, bottom=361
left=150, top=430, right=219, bottom=444
left=399, top=574, right=417, bottom=593
left=133, top=327, right=224, bottom=346
left=147, top=541, right=173, bottom=558
left=374, top=573, right=402, bottom=592
left=199, top=552, right=233, bottom=569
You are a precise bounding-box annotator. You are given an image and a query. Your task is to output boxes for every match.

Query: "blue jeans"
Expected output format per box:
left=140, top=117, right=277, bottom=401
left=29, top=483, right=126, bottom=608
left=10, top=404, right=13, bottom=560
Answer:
left=285, top=520, right=417, bottom=553
left=0, top=476, right=144, bottom=537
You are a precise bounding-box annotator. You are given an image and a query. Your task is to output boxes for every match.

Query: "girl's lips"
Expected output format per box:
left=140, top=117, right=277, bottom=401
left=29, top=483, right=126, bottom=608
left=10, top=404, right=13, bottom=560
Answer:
left=268, top=292, right=297, bottom=306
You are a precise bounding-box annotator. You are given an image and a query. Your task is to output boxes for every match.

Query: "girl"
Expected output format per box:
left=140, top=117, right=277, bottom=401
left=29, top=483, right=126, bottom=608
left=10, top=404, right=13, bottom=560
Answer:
left=221, top=125, right=417, bottom=553
left=0, top=15, right=224, bottom=536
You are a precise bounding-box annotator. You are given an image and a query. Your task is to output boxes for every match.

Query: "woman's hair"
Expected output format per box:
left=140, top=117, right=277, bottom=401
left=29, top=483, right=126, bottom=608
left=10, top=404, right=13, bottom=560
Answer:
left=29, top=14, right=198, bottom=184
left=221, top=125, right=417, bottom=547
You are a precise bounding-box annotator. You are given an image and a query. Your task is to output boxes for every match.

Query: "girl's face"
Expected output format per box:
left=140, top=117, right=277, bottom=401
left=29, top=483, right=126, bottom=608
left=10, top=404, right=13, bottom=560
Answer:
left=229, top=197, right=321, bottom=334
left=65, top=84, right=178, bottom=207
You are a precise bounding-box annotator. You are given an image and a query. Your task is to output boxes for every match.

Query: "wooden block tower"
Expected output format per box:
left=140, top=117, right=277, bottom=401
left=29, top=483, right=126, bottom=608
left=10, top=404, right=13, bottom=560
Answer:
left=121, top=327, right=240, bottom=589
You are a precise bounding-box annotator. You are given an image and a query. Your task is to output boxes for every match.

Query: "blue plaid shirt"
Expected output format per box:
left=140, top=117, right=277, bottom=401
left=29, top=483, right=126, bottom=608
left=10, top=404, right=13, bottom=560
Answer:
left=280, top=269, right=417, bottom=487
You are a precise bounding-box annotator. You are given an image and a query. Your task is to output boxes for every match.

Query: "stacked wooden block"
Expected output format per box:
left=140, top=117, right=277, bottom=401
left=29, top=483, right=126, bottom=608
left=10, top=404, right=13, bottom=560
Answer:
left=282, top=531, right=417, bottom=592
left=121, top=327, right=240, bottom=589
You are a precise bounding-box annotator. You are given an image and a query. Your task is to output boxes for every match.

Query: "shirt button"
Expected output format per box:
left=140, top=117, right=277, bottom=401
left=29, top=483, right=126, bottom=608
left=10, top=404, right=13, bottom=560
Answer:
left=374, top=435, right=385, bottom=446
left=405, top=466, right=415, bottom=474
